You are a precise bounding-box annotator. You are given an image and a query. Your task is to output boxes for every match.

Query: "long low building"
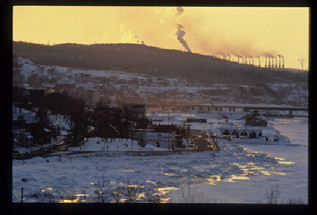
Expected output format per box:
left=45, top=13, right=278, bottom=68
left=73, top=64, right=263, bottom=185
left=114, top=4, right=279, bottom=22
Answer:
left=133, top=129, right=176, bottom=149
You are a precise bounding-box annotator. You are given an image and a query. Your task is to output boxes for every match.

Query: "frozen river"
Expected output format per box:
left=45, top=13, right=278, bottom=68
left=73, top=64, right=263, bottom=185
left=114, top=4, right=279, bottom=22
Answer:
left=168, top=117, right=308, bottom=203
left=12, top=113, right=308, bottom=204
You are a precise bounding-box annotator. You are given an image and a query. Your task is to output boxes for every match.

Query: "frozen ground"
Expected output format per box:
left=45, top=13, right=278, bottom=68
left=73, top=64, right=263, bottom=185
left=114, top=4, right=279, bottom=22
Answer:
left=12, top=111, right=308, bottom=204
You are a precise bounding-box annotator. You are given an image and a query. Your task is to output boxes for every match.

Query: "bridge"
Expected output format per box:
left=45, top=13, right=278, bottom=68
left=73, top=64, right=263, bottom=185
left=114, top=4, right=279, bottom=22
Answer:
left=146, top=104, right=308, bottom=118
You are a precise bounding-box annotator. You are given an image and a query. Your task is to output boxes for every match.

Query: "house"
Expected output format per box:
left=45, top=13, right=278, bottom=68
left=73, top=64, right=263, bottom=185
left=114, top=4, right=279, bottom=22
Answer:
left=133, top=129, right=176, bottom=149
left=21, top=89, right=45, bottom=104
left=13, top=111, right=38, bottom=130
left=122, top=103, right=146, bottom=116
left=186, top=118, right=207, bottom=123
left=241, top=111, right=267, bottom=127
left=132, top=124, right=186, bottom=149
left=13, top=129, right=33, bottom=147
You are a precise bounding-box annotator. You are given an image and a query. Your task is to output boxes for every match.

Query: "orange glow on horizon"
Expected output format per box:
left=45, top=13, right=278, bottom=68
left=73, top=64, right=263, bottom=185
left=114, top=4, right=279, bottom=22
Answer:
left=13, top=6, right=309, bottom=70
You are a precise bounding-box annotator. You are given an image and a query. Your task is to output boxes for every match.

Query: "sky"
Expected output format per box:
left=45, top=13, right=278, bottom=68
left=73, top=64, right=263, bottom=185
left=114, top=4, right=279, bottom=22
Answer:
left=13, top=6, right=309, bottom=70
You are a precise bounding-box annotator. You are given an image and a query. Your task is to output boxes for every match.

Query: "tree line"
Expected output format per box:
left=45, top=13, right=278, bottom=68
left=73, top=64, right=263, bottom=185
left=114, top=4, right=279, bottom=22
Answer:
left=13, top=42, right=308, bottom=86
left=13, top=88, right=150, bottom=146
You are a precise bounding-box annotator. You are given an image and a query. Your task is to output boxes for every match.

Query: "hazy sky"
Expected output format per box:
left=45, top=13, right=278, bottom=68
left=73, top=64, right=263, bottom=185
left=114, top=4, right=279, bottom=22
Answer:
left=13, top=6, right=309, bottom=70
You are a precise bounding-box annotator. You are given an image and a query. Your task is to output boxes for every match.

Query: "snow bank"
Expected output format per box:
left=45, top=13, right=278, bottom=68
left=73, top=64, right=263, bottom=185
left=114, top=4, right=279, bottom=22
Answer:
left=68, top=137, right=170, bottom=152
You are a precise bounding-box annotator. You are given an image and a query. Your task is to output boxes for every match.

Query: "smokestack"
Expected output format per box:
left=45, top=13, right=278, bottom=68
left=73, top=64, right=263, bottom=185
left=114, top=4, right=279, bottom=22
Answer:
left=278, top=56, right=281, bottom=68
left=252, top=57, right=254, bottom=66
left=238, top=56, right=242, bottom=64
left=258, top=57, right=261, bottom=67
left=274, top=56, right=277, bottom=68
left=282, top=56, right=285, bottom=68
left=265, top=57, right=267, bottom=68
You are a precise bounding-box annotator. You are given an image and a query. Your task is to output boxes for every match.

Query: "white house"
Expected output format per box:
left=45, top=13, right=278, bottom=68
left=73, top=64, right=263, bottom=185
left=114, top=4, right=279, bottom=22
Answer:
left=133, top=129, right=176, bottom=149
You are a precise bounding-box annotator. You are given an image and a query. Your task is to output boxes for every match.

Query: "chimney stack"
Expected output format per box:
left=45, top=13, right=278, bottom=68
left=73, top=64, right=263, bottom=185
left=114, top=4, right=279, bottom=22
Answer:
left=258, top=57, right=261, bottom=67
left=265, top=57, right=267, bottom=68
left=282, top=56, right=285, bottom=68
left=274, top=56, right=277, bottom=68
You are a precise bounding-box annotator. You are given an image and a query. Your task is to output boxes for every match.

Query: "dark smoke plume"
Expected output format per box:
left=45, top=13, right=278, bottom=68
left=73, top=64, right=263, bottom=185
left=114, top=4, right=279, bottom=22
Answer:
left=176, top=7, right=184, bottom=15
left=175, top=7, right=191, bottom=52
left=176, top=24, right=191, bottom=52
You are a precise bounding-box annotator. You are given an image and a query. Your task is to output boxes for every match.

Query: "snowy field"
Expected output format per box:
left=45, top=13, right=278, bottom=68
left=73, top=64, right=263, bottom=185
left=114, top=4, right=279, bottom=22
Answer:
left=12, top=111, right=308, bottom=204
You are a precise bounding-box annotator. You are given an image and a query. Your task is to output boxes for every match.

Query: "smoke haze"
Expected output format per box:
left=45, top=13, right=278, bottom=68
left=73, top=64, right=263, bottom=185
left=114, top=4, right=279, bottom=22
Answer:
left=13, top=6, right=309, bottom=69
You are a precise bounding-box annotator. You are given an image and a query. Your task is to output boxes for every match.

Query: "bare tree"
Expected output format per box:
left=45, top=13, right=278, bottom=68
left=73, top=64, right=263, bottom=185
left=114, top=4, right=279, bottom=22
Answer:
left=92, top=175, right=112, bottom=203
left=265, top=184, right=281, bottom=204
left=55, top=186, right=77, bottom=203
left=178, top=183, right=210, bottom=203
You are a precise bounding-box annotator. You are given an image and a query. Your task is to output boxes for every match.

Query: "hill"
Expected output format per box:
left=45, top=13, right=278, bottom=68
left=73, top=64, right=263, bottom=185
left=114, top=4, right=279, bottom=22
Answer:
left=13, top=42, right=308, bottom=85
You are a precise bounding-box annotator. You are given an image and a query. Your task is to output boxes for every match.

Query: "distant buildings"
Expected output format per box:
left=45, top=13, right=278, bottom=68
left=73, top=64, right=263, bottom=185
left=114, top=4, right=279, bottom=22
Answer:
left=186, top=118, right=207, bottom=123
left=122, top=103, right=146, bottom=117
left=13, top=87, right=45, bottom=106
left=242, top=111, right=267, bottom=127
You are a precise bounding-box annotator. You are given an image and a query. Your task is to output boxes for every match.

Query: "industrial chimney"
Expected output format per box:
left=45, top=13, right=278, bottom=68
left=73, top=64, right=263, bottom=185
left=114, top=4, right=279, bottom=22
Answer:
left=258, top=57, right=261, bottom=67
left=274, top=56, right=277, bottom=68
left=265, top=57, right=267, bottom=68
left=282, top=56, right=285, bottom=68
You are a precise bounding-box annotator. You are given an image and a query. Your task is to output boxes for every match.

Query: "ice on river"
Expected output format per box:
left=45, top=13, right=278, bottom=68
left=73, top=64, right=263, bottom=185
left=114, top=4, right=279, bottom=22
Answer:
left=12, top=113, right=308, bottom=204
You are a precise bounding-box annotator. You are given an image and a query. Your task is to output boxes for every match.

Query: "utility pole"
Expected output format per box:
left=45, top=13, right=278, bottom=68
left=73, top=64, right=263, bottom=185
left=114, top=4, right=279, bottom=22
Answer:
left=21, top=188, right=24, bottom=203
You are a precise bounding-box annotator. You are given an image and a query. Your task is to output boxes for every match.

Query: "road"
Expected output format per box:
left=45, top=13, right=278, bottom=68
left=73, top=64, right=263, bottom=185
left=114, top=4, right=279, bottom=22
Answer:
left=13, top=136, right=75, bottom=160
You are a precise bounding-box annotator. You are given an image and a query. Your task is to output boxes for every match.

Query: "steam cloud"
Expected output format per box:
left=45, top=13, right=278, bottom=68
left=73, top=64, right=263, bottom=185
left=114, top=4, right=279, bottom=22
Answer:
left=175, top=7, right=191, bottom=52
left=297, top=58, right=304, bottom=70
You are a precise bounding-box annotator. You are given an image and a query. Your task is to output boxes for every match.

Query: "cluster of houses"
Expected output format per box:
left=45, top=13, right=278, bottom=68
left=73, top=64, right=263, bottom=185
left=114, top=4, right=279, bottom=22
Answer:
left=12, top=87, right=64, bottom=149
left=216, top=111, right=269, bottom=140
left=12, top=83, right=271, bottom=152
left=12, top=107, right=53, bottom=148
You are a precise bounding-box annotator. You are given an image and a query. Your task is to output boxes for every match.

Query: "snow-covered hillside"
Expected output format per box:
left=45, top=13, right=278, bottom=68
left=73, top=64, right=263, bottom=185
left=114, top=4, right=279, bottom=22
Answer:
left=13, top=57, right=308, bottom=106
